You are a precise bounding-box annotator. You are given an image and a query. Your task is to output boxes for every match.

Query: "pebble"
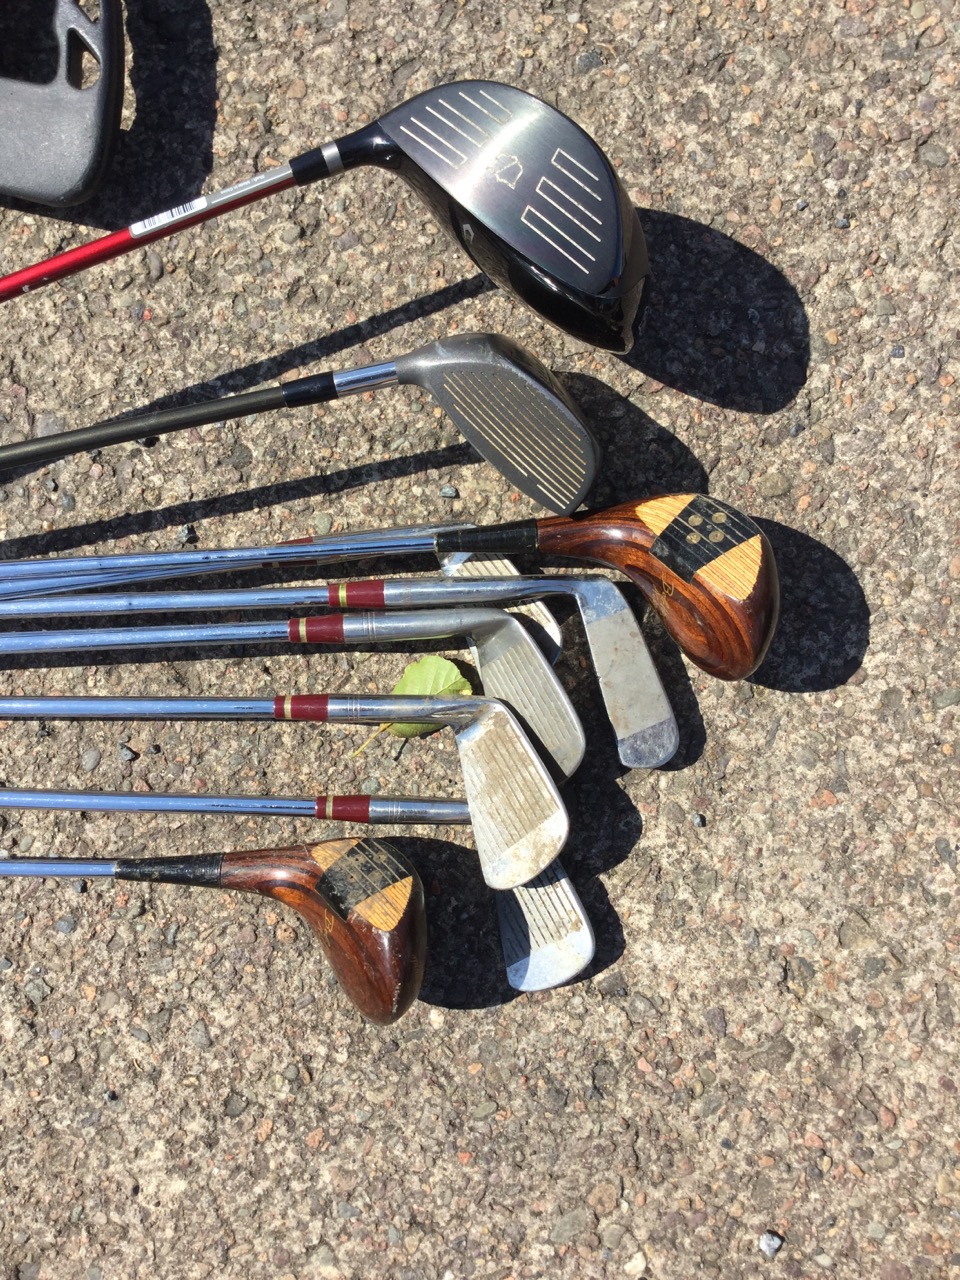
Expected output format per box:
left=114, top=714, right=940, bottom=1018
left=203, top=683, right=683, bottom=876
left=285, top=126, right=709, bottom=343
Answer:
left=890, top=344, right=905, bottom=358
left=118, top=744, right=138, bottom=762
left=81, top=748, right=102, bottom=773
left=440, top=484, right=459, bottom=498
left=24, top=978, right=52, bottom=1005
left=759, top=1231, right=785, bottom=1258
left=188, top=1020, right=212, bottom=1049
left=549, top=1207, right=594, bottom=1245
left=55, top=917, right=77, bottom=935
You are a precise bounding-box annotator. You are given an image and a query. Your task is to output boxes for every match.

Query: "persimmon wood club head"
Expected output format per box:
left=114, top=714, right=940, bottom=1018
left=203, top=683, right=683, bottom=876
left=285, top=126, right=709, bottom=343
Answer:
left=0, top=838, right=426, bottom=1024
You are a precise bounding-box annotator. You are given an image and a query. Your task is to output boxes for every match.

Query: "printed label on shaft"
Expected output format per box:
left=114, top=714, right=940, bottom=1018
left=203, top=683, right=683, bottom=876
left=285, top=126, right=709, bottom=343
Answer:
left=130, top=198, right=209, bottom=238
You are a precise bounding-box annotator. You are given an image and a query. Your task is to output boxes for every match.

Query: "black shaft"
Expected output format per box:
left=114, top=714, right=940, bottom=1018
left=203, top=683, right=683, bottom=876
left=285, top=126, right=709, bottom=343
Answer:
left=115, top=854, right=223, bottom=887
left=0, top=387, right=288, bottom=472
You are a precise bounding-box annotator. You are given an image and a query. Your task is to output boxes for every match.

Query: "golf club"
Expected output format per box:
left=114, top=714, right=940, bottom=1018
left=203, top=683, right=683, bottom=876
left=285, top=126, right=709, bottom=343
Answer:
left=438, top=551, right=563, bottom=666
left=0, top=605, right=585, bottom=779
left=0, top=80, right=649, bottom=351
left=0, top=787, right=593, bottom=993
left=0, top=693, right=568, bottom=891
left=0, top=577, right=675, bottom=768
left=0, top=495, right=780, bottom=680
left=496, top=858, right=595, bottom=991
left=0, top=836, right=426, bottom=1024
left=0, top=334, right=598, bottom=515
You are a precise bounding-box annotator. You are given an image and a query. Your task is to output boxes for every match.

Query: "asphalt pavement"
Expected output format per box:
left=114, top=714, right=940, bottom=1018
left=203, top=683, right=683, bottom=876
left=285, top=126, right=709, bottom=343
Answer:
left=0, top=2, right=957, bottom=1278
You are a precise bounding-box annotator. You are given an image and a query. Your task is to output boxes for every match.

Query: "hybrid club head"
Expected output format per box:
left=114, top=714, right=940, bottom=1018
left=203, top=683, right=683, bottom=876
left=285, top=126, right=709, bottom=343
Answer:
left=374, top=81, right=649, bottom=351
left=395, top=333, right=598, bottom=514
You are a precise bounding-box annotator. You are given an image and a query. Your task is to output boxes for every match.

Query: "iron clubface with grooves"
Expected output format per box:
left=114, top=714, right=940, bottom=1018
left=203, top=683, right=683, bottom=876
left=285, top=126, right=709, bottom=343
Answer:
left=0, top=335, right=598, bottom=516
left=496, top=860, right=595, bottom=992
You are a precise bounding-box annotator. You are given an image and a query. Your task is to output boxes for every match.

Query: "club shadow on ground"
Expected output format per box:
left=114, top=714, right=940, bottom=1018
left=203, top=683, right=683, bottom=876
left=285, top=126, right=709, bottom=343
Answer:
left=751, top=518, right=869, bottom=694
left=624, top=209, right=810, bottom=415
left=0, top=0, right=219, bottom=230
left=390, top=793, right=635, bottom=1013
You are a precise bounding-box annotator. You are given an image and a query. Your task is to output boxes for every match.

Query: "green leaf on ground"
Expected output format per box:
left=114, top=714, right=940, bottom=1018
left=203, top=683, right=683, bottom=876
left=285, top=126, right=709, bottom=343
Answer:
left=387, top=655, right=473, bottom=738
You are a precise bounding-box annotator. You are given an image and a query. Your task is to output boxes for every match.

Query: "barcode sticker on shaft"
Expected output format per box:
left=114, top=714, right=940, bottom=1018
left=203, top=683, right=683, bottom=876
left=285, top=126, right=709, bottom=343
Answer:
left=130, top=198, right=209, bottom=238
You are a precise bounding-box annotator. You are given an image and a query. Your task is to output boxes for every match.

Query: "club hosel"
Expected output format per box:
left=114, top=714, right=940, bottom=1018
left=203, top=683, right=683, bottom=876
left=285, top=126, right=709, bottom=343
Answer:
left=289, top=122, right=401, bottom=186
left=532, top=497, right=780, bottom=680
left=115, top=853, right=224, bottom=887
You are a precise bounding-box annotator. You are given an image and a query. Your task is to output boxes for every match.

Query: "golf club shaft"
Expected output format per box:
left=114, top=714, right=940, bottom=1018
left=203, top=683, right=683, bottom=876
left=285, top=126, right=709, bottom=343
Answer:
left=0, top=837, right=427, bottom=1024
left=0, top=693, right=484, bottom=725
left=0, top=495, right=779, bottom=678
left=0, top=124, right=384, bottom=304
left=0, top=576, right=572, bottom=619
left=0, top=788, right=469, bottom=824
left=0, top=606, right=521, bottom=655
left=0, top=362, right=401, bottom=472
left=0, top=522, right=452, bottom=592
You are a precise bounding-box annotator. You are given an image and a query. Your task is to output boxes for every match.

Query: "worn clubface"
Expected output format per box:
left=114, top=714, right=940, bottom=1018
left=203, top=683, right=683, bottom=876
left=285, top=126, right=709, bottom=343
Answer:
left=496, top=859, right=596, bottom=992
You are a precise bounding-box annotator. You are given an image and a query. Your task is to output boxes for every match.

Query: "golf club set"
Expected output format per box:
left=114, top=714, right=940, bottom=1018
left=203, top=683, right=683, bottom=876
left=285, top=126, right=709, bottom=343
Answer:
left=0, top=79, right=781, bottom=1023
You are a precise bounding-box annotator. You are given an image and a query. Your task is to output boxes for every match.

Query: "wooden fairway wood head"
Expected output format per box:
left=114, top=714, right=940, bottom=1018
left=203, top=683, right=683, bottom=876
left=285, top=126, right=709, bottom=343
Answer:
left=536, top=494, right=780, bottom=680
left=218, top=838, right=427, bottom=1024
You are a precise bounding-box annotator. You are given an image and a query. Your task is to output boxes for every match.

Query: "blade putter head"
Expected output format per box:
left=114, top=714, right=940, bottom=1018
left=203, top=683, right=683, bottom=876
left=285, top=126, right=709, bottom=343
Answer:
left=496, top=859, right=595, bottom=991
left=572, top=578, right=679, bottom=769
left=455, top=701, right=569, bottom=890
left=379, top=82, right=649, bottom=353
left=396, top=333, right=599, bottom=516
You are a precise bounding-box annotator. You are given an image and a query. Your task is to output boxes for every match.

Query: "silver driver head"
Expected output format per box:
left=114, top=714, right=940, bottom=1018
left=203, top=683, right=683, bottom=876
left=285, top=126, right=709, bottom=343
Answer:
left=379, top=81, right=649, bottom=352
left=496, top=858, right=595, bottom=991
left=455, top=700, right=569, bottom=890
left=396, top=333, right=598, bottom=515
